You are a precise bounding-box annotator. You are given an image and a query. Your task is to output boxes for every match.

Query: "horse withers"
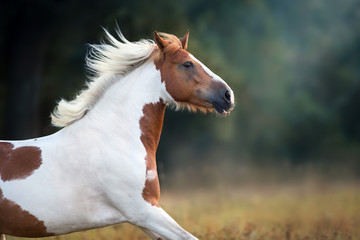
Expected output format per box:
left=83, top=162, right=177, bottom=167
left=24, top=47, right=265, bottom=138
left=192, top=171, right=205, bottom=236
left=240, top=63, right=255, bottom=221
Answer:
left=0, top=29, right=234, bottom=240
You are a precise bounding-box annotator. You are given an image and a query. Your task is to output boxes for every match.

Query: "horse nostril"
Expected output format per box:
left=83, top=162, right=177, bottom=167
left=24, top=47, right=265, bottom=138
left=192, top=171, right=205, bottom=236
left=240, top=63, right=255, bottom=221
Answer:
left=224, top=90, right=231, bottom=103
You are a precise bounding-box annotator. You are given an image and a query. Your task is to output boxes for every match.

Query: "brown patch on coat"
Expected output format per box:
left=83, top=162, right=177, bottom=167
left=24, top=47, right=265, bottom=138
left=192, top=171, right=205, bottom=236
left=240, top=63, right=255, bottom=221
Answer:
left=0, top=189, right=53, bottom=237
left=140, top=101, right=166, bottom=207
left=0, top=142, right=42, bottom=182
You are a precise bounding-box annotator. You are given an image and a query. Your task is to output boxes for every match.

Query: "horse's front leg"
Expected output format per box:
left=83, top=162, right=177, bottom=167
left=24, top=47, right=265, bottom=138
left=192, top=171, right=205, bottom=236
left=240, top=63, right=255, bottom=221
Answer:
left=1, top=234, right=6, bottom=240
left=140, top=227, right=164, bottom=240
left=131, top=206, right=198, bottom=240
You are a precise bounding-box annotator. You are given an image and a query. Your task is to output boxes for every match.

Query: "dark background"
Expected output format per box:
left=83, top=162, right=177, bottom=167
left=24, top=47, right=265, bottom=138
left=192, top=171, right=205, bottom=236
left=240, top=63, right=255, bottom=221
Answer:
left=1, top=0, right=359, bottom=185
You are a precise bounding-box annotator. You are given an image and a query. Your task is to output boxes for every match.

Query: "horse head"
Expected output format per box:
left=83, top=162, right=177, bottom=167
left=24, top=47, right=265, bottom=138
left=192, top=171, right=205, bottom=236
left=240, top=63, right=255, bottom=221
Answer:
left=153, top=31, right=235, bottom=115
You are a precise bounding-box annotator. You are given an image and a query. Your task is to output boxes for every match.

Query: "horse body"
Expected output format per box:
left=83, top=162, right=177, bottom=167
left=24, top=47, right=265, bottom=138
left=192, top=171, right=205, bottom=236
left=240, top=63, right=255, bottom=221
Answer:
left=1, top=132, right=127, bottom=235
left=0, top=30, right=234, bottom=240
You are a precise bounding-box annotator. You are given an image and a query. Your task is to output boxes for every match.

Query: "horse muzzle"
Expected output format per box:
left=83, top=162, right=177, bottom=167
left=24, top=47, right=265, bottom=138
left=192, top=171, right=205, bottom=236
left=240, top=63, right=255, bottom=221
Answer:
left=211, top=86, right=234, bottom=115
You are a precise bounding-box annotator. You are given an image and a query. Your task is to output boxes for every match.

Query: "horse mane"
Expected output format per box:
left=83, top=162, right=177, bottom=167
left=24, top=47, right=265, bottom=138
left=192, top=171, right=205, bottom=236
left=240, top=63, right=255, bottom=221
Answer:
left=51, top=29, right=182, bottom=128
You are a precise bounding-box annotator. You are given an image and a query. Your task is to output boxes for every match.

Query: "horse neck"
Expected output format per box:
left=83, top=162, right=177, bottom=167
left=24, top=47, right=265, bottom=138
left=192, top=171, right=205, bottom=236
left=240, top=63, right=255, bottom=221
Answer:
left=69, top=62, right=169, bottom=154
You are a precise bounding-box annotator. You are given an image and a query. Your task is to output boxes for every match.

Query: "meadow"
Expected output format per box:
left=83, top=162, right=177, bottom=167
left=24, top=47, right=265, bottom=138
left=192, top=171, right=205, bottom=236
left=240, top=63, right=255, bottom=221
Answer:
left=7, top=180, right=360, bottom=240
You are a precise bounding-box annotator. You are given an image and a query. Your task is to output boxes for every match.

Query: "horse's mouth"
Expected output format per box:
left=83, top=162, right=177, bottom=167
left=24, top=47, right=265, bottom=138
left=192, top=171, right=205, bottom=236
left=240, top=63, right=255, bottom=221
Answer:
left=212, top=102, right=233, bottom=115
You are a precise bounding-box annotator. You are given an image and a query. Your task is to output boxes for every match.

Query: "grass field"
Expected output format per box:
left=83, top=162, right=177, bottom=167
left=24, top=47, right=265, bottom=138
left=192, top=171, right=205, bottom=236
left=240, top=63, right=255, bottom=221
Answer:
left=6, top=181, right=360, bottom=240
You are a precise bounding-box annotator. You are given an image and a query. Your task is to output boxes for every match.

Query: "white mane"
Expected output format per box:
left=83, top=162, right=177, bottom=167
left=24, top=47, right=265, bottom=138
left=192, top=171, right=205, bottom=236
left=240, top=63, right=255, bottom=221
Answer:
left=51, top=29, right=157, bottom=127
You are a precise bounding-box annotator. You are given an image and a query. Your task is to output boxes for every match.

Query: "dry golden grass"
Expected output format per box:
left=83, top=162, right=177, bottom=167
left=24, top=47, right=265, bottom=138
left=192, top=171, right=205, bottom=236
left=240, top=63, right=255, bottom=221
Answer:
left=7, top=182, right=360, bottom=240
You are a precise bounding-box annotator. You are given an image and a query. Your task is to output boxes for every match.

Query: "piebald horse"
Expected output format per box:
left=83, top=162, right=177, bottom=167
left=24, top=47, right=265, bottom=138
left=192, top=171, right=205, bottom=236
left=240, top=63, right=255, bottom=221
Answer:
left=0, top=30, right=234, bottom=240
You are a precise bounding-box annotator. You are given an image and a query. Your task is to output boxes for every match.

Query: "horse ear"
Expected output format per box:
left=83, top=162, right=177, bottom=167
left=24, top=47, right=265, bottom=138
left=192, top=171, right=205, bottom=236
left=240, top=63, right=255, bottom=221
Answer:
left=180, top=30, right=189, bottom=50
left=154, top=31, right=168, bottom=51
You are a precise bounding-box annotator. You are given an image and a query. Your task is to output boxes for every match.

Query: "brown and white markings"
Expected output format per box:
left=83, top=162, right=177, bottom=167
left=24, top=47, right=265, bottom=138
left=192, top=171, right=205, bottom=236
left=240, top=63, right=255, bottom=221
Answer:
left=0, top=29, right=234, bottom=240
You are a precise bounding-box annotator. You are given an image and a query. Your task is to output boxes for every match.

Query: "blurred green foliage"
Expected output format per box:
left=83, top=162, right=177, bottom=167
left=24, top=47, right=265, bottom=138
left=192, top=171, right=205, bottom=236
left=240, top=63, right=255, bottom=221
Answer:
left=0, top=0, right=359, bottom=175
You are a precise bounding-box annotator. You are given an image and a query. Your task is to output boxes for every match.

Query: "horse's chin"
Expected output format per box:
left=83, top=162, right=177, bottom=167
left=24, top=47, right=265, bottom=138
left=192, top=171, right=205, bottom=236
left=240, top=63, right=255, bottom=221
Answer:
left=212, top=102, right=233, bottom=116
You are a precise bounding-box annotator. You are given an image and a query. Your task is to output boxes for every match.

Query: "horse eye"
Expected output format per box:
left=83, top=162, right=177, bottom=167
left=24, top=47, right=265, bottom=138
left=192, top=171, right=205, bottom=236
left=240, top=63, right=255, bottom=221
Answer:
left=183, top=61, right=193, bottom=68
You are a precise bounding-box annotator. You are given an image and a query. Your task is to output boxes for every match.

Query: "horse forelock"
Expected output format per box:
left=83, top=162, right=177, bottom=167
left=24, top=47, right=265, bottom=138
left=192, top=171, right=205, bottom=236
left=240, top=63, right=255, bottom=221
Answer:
left=150, top=32, right=183, bottom=63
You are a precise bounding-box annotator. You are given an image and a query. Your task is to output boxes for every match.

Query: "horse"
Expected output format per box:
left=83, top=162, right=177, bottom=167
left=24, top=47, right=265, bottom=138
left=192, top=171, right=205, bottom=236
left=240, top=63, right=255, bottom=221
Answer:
left=0, top=29, right=234, bottom=240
